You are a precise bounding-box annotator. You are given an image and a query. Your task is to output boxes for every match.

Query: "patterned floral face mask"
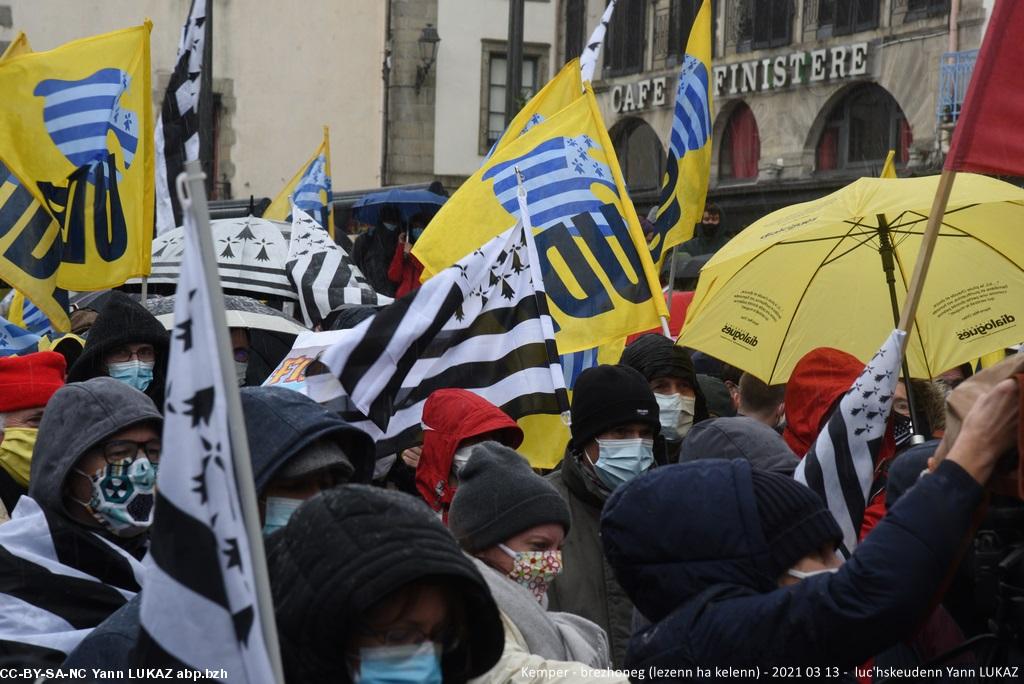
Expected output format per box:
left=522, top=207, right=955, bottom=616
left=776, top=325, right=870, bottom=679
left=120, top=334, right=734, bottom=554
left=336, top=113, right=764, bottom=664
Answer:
left=498, top=544, right=563, bottom=603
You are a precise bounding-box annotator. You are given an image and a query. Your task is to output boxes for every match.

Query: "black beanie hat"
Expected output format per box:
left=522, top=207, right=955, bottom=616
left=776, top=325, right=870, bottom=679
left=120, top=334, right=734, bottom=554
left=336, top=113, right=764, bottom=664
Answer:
left=570, top=364, right=660, bottom=450
left=749, top=469, right=843, bottom=578
left=620, top=334, right=709, bottom=423
left=448, top=442, right=571, bottom=554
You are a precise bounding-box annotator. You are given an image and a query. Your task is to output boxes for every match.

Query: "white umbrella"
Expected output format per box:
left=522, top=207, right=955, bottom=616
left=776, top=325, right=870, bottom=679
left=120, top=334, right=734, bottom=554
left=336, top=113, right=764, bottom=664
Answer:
left=138, top=217, right=296, bottom=301
left=143, top=294, right=306, bottom=335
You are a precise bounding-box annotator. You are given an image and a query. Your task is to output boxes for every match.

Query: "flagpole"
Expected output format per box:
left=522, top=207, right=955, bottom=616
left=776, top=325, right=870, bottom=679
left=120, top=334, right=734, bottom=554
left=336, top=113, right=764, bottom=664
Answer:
left=179, top=160, right=285, bottom=684
left=515, top=166, right=571, bottom=419
left=663, top=246, right=677, bottom=339
left=897, top=170, right=957, bottom=343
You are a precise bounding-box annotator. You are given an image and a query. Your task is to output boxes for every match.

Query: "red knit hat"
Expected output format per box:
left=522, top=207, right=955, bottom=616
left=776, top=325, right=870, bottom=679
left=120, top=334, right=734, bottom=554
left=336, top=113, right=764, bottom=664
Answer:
left=0, top=351, right=67, bottom=413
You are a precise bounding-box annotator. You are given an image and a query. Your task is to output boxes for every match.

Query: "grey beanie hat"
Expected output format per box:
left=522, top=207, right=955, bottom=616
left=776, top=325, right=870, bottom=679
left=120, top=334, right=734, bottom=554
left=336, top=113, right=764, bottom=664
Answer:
left=448, top=441, right=571, bottom=553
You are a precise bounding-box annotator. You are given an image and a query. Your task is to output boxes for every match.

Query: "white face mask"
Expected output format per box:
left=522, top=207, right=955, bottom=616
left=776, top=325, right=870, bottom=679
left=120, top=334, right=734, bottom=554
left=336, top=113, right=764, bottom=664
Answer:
left=786, top=566, right=840, bottom=580
left=451, top=445, right=474, bottom=475
left=654, top=393, right=697, bottom=441
left=234, top=360, right=248, bottom=387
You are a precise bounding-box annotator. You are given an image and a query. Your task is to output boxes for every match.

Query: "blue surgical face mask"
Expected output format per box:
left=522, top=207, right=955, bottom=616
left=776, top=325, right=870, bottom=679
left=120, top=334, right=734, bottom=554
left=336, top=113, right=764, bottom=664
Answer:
left=411, top=227, right=425, bottom=241
left=262, top=496, right=302, bottom=536
left=383, top=222, right=399, bottom=232
left=355, top=642, right=442, bottom=684
left=588, top=437, right=654, bottom=490
left=107, top=360, right=155, bottom=392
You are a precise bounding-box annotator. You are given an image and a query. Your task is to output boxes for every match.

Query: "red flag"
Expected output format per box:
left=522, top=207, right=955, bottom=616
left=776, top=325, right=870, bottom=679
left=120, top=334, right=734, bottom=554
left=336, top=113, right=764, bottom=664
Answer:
left=945, top=0, right=1024, bottom=174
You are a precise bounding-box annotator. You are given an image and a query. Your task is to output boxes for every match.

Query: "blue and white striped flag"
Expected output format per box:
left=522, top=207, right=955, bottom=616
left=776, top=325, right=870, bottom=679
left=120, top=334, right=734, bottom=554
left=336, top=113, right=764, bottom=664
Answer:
left=0, top=315, right=41, bottom=356
left=795, top=329, right=905, bottom=555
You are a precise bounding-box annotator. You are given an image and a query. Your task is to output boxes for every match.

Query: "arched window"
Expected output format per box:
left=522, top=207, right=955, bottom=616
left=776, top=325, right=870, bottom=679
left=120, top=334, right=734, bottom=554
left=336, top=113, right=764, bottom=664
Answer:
left=611, top=118, right=665, bottom=197
left=720, top=103, right=760, bottom=180
left=816, top=85, right=911, bottom=172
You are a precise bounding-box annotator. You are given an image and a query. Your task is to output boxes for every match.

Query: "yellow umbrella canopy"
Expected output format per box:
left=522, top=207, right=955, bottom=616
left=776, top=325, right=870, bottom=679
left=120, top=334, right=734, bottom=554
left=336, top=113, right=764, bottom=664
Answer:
left=679, top=173, right=1024, bottom=383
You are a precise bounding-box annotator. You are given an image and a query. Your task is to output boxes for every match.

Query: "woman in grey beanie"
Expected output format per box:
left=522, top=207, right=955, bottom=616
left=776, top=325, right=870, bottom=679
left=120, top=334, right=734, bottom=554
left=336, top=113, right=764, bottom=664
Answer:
left=448, top=442, right=628, bottom=683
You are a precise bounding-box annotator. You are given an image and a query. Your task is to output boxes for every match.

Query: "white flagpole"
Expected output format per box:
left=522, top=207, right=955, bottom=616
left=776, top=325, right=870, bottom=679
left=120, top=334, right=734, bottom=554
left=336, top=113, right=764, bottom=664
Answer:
left=178, top=160, right=285, bottom=684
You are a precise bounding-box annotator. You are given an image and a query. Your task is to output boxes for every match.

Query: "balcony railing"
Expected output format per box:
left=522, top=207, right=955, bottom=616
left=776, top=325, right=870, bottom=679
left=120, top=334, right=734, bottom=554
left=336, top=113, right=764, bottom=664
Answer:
left=936, top=49, right=978, bottom=127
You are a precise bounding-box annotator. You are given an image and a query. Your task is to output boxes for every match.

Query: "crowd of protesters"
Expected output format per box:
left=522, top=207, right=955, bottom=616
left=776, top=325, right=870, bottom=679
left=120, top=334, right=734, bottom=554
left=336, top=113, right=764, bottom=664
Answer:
left=0, top=206, right=1021, bottom=683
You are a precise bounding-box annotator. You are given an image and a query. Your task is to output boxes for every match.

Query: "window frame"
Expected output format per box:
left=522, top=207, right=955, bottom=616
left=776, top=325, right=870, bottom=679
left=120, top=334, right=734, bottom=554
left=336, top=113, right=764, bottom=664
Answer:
left=604, top=0, right=647, bottom=77
left=736, top=0, right=793, bottom=52
left=831, top=0, right=879, bottom=37
left=815, top=85, right=911, bottom=174
left=905, top=0, right=951, bottom=22
left=564, top=0, right=586, bottom=63
left=478, top=41, right=550, bottom=156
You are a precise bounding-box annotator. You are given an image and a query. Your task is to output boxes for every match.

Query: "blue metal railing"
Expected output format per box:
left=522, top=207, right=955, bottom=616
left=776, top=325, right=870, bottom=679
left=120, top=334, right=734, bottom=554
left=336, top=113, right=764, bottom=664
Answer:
left=936, top=49, right=979, bottom=126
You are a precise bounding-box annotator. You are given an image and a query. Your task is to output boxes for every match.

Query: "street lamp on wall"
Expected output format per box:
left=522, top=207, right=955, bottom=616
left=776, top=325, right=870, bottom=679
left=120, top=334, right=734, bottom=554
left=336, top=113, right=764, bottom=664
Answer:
left=415, top=23, right=441, bottom=94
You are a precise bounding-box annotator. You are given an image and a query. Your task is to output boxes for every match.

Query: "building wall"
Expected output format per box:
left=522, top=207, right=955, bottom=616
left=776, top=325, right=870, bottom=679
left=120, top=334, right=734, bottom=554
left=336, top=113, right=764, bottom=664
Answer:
left=0, top=0, right=386, bottom=198
left=565, top=0, right=990, bottom=225
left=433, top=0, right=558, bottom=178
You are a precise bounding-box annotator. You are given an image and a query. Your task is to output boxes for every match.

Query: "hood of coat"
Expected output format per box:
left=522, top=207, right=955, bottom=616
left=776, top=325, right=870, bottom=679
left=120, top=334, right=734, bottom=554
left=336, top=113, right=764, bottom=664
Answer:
left=620, top=334, right=709, bottom=423
left=680, top=417, right=799, bottom=476
left=601, top=459, right=778, bottom=623
left=781, top=347, right=863, bottom=457
left=415, top=389, right=523, bottom=511
left=240, top=387, right=376, bottom=492
left=267, top=485, right=504, bottom=683
left=29, top=377, right=163, bottom=522
left=66, top=292, right=169, bottom=407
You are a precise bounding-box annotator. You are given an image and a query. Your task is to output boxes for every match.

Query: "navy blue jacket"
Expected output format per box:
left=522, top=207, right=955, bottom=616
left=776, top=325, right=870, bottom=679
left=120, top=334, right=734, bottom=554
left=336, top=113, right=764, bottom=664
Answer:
left=601, top=459, right=982, bottom=678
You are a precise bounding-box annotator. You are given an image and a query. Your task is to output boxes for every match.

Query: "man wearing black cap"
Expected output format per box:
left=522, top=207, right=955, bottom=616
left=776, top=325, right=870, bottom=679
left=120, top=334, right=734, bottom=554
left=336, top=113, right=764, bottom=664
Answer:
left=545, top=364, right=661, bottom=667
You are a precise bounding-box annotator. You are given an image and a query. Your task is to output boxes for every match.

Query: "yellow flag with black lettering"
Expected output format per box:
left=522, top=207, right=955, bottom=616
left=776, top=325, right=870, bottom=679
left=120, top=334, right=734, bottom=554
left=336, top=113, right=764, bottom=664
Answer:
left=649, top=0, right=712, bottom=270
left=0, top=23, right=153, bottom=295
left=414, top=82, right=667, bottom=355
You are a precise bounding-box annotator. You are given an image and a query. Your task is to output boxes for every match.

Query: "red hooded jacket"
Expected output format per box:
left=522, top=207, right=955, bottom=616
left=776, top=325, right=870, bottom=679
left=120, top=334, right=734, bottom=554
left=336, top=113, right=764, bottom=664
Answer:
left=783, top=347, right=897, bottom=540
left=414, top=389, right=524, bottom=518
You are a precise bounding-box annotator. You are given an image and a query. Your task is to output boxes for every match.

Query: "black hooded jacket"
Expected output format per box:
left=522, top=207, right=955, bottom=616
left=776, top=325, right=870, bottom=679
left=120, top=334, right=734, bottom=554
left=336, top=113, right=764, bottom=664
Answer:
left=66, top=292, right=169, bottom=410
left=266, top=486, right=504, bottom=683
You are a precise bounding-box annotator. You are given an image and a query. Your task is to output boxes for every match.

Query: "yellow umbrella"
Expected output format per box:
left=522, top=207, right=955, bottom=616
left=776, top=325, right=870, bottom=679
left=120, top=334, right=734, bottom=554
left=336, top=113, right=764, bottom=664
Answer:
left=679, top=173, right=1024, bottom=383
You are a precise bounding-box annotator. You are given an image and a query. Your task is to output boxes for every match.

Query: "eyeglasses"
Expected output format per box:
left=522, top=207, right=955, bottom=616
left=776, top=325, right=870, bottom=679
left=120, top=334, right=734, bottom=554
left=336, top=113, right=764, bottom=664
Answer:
left=106, top=345, right=156, bottom=363
left=98, top=439, right=162, bottom=464
left=359, top=623, right=462, bottom=654
left=233, top=348, right=250, bottom=364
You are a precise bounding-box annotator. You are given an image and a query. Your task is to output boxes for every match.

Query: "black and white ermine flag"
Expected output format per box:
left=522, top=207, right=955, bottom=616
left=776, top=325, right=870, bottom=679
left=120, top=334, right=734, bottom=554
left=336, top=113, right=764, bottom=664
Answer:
left=794, top=329, right=905, bottom=555
left=286, top=205, right=392, bottom=327
left=291, top=188, right=569, bottom=456
left=579, top=0, right=617, bottom=82
left=136, top=183, right=274, bottom=680
left=155, top=0, right=207, bottom=235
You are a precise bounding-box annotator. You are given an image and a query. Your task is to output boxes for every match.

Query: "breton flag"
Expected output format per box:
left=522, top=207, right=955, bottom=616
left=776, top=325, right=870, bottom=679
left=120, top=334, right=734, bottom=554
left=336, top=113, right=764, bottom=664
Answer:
left=0, top=314, right=41, bottom=356
left=274, top=182, right=569, bottom=458
left=0, top=497, right=144, bottom=663
left=650, top=0, right=712, bottom=269
left=945, top=0, right=1024, bottom=175
left=286, top=206, right=392, bottom=327
left=155, top=0, right=208, bottom=234
left=795, top=330, right=905, bottom=555
left=579, top=0, right=617, bottom=82
left=136, top=177, right=274, bottom=680
left=9, top=290, right=54, bottom=337
left=264, top=127, right=333, bottom=236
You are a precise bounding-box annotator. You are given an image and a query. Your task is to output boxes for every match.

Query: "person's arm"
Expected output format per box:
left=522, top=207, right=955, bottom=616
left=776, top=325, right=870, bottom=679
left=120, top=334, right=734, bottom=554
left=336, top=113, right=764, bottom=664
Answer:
left=472, top=613, right=629, bottom=684
left=630, top=379, right=1018, bottom=672
left=387, top=236, right=406, bottom=284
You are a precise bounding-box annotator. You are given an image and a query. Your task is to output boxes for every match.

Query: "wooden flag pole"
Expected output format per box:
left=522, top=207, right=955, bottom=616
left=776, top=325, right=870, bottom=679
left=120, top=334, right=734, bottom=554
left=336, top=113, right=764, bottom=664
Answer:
left=180, top=160, right=285, bottom=683
left=896, top=170, right=958, bottom=350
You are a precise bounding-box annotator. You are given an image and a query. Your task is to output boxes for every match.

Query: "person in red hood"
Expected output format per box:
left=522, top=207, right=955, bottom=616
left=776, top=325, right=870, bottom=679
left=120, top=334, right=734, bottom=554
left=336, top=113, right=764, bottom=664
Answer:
left=413, top=388, right=524, bottom=522
left=782, top=347, right=897, bottom=541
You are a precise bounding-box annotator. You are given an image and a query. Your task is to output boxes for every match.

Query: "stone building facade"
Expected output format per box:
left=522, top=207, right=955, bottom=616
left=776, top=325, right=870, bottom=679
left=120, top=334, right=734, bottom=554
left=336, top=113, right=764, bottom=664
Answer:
left=559, top=0, right=994, bottom=230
